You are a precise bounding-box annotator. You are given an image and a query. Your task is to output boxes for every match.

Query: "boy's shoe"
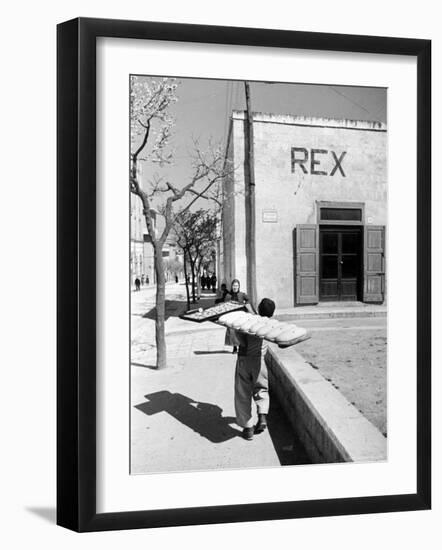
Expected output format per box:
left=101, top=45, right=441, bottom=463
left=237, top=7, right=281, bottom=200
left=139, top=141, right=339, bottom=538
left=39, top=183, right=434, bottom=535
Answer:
left=242, top=427, right=254, bottom=440
left=254, top=413, right=267, bottom=434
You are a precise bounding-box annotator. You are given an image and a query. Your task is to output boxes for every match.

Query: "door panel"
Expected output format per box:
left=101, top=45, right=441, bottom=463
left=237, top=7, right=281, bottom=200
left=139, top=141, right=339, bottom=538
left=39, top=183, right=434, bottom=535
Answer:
left=342, top=232, right=359, bottom=253
left=341, top=279, right=358, bottom=299
left=295, top=225, right=319, bottom=304
left=320, top=229, right=338, bottom=299
left=364, top=226, right=385, bottom=302
left=322, top=232, right=338, bottom=254
left=320, top=228, right=361, bottom=301
left=341, top=254, right=359, bottom=278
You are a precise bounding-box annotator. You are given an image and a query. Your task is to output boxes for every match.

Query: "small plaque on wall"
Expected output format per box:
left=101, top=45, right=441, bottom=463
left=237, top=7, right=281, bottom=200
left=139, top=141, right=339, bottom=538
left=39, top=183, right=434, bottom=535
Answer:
left=262, top=209, right=278, bottom=223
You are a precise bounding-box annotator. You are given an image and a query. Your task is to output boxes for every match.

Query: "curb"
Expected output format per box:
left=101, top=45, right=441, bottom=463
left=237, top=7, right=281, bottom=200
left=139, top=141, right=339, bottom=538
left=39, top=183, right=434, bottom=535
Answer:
left=265, top=345, right=387, bottom=463
left=275, top=310, right=387, bottom=321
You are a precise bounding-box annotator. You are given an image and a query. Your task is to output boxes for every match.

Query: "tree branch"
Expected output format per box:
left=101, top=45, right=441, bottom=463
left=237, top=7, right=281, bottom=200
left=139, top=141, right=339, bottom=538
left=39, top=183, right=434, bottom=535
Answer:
left=132, top=118, right=152, bottom=160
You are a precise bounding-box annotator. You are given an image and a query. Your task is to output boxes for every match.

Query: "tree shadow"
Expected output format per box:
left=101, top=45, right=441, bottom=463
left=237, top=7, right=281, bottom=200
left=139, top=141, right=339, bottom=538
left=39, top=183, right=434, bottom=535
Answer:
left=131, top=361, right=158, bottom=370
left=143, top=299, right=188, bottom=321
left=142, top=295, right=219, bottom=321
left=193, top=350, right=231, bottom=355
left=134, top=391, right=241, bottom=443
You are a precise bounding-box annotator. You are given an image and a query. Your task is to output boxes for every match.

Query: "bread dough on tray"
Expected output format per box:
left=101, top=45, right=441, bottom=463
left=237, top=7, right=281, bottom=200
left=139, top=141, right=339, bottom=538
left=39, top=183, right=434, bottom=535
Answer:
left=275, top=326, right=308, bottom=346
left=231, top=312, right=255, bottom=329
left=215, top=311, right=309, bottom=348
left=217, top=311, right=246, bottom=327
left=255, top=320, right=280, bottom=338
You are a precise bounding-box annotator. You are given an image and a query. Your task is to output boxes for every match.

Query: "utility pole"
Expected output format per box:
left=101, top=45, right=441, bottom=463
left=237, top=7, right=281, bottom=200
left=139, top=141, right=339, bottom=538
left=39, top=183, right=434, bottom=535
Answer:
left=244, top=81, right=257, bottom=306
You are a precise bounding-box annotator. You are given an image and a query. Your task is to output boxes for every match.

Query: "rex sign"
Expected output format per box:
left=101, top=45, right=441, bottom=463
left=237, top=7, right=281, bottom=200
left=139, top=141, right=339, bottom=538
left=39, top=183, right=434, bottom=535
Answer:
left=291, top=147, right=347, bottom=177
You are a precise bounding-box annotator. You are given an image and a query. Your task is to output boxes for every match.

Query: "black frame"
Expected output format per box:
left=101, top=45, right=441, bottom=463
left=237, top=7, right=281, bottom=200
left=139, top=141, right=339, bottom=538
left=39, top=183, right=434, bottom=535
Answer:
left=57, top=17, right=431, bottom=532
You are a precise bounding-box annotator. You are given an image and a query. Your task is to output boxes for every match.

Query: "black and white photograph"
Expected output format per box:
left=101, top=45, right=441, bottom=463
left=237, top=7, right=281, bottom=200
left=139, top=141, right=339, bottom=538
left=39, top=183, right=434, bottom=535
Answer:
left=130, top=75, right=387, bottom=474
left=0, top=0, right=436, bottom=543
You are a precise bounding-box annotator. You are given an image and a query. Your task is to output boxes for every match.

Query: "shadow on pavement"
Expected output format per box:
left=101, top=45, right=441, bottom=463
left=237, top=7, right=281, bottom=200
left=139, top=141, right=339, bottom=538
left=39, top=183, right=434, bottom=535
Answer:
left=142, top=294, right=219, bottom=321
left=266, top=393, right=312, bottom=466
left=131, top=361, right=158, bottom=370
left=193, top=350, right=231, bottom=355
left=135, top=390, right=241, bottom=443
left=143, top=299, right=188, bottom=321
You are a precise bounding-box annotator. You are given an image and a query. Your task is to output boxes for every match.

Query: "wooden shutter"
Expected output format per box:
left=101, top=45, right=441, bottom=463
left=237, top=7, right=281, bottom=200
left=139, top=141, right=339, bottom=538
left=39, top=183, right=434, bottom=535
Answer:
left=363, top=225, right=385, bottom=303
left=295, top=224, right=319, bottom=304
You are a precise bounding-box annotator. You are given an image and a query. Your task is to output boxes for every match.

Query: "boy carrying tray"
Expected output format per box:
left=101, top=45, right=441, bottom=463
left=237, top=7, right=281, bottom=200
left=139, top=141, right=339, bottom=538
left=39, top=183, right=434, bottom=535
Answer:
left=234, top=298, right=275, bottom=440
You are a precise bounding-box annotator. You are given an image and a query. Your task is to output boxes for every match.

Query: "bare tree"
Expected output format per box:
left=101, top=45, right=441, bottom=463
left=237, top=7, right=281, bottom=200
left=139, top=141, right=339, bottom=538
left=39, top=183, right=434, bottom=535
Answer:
left=130, top=76, right=232, bottom=369
left=174, top=210, right=218, bottom=308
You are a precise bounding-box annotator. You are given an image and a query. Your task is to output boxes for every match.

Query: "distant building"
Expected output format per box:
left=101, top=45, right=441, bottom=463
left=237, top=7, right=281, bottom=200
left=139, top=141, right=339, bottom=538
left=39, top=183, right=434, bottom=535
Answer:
left=131, top=157, right=185, bottom=285
left=158, top=226, right=184, bottom=282
left=130, top=193, right=158, bottom=286
left=130, top=194, right=146, bottom=286
left=134, top=207, right=184, bottom=284
left=221, top=111, right=387, bottom=308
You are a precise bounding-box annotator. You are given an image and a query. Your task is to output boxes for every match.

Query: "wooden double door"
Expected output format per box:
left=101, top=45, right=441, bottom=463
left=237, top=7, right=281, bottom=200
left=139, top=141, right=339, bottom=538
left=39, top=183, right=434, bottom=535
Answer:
left=319, top=227, right=362, bottom=301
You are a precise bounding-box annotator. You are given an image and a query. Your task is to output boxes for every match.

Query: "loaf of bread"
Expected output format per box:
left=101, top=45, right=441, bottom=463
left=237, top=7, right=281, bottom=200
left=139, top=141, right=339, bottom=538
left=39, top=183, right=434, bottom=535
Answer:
left=231, top=312, right=255, bottom=329
left=215, top=311, right=309, bottom=348
left=275, top=326, right=308, bottom=347
left=216, top=311, right=247, bottom=327
left=255, top=320, right=281, bottom=338
left=264, top=324, right=289, bottom=341
left=239, top=316, right=260, bottom=332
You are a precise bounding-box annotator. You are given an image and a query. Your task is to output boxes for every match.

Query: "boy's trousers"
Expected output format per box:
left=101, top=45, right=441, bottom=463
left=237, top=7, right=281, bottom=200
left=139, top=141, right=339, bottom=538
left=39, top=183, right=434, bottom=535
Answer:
left=234, top=356, right=269, bottom=428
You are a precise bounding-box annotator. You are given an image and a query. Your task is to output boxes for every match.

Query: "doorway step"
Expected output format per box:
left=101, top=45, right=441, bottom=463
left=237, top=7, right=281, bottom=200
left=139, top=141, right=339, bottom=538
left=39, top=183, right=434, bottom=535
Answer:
left=275, top=302, right=386, bottom=321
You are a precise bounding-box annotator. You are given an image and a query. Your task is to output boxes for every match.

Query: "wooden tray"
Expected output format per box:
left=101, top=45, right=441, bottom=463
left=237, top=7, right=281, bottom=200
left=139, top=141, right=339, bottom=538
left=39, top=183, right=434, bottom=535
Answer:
left=179, top=301, right=247, bottom=323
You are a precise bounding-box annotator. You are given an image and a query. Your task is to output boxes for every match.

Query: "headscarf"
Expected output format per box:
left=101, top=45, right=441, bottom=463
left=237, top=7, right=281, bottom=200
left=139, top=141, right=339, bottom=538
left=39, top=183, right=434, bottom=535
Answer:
left=230, top=279, right=241, bottom=301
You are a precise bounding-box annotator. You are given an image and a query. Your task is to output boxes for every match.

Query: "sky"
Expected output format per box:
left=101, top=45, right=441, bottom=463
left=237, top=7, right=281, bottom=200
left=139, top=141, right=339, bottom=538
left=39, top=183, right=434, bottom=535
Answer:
left=134, top=76, right=386, bottom=211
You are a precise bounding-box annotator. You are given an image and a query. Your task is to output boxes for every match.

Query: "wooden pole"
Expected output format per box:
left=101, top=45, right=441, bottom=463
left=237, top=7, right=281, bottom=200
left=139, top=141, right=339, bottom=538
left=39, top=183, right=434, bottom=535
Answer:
left=244, top=81, right=257, bottom=306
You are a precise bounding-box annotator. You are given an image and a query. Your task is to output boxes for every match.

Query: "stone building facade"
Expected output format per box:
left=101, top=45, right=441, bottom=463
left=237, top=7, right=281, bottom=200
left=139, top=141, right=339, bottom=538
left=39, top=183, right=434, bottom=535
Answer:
left=221, top=111, right=387, bottom=308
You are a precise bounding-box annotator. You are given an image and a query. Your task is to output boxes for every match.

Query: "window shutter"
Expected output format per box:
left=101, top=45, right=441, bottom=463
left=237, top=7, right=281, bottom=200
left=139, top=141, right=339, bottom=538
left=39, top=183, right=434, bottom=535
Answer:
left=295, top=224, right=319, bottom=304
left=363, top=225, right=385, bottom=303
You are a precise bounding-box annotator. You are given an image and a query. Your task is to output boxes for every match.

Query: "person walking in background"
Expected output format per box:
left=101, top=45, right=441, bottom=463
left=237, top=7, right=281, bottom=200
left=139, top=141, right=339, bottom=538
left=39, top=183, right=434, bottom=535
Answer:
left=224, top=279, right=249, bottom=354
left=234, top=298, right=276, bottom=440
left=135, top=277, right=141, bottom=291
left=211, top=273, right=217, bottom=292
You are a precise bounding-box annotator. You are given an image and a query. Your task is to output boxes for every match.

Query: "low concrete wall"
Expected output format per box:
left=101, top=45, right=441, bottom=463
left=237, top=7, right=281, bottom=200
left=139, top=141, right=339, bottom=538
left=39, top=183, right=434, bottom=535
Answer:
left=265, top=345, right=387, bottom=464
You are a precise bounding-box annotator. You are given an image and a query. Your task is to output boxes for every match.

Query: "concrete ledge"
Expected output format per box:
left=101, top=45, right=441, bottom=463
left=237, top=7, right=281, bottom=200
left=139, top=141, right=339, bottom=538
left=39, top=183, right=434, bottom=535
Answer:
left=265, top=345, right=387, bottom=463
left=275, top=306, right=387, bottom=321
left=276, top=310, right=387, bottom=321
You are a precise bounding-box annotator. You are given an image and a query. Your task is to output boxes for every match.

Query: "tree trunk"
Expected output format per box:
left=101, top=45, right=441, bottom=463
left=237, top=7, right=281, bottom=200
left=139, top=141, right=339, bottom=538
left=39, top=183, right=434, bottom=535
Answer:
left=154, top=246, right=167, bottom=369
left=183, top=250, right=191, bottom=310
left=196, top=257, right=202, bottom=298
left=190, top=259, right=196, bottom=303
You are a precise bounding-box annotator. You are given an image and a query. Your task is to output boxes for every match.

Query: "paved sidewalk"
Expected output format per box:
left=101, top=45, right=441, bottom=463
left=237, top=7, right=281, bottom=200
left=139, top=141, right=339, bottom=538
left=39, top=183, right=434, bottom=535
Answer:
left=130, top=284, right=311, bottom=473
left=130, top=283, right=387, bottom=473
left=131, top=351, right=310, bottom=474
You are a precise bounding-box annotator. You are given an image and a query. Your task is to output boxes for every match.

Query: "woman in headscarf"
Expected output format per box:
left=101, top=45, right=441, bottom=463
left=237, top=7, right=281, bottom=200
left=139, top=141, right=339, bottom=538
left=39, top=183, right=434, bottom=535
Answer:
left=227, top=279, right=248, bottom=304
left=224, top=279, right=249, bottom=353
